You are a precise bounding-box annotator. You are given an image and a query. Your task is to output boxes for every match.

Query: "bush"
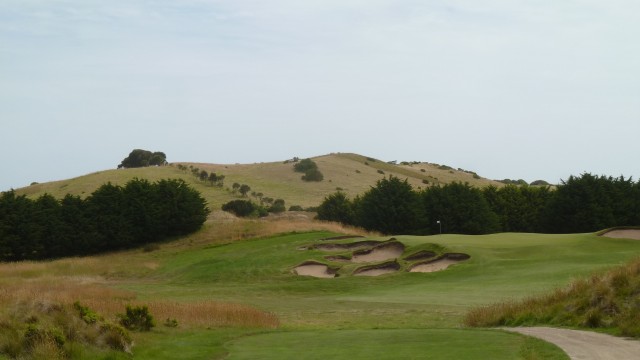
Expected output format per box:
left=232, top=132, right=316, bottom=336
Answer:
left=269, top=199, right=286, bottom=213
left=222, top=200, right=257, bottom=217
left=118, top=305, right=155, bottom=332
left=289, top=205, right=304, bottom=211
left=301, top=168, right=324, bottom=182
left=377, top=170, right=385, bottom=175
left=293, top=159, right=318, bottom=173
left=74, top=302, right=101, bottom=324
left=99, top=323, right=132, bottom=352
left=163, top=318, right=179, bottom=328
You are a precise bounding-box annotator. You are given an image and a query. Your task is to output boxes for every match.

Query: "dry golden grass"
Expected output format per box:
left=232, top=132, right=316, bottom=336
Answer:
left=0, top=279, right=278, bottom=329
left=0, top=216, right=363, bottom=332
left=16, top=153, right=504, bottom=210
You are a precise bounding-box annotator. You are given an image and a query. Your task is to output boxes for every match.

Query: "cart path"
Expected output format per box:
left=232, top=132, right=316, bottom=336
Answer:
left=503, top=327, right=640, bottom=360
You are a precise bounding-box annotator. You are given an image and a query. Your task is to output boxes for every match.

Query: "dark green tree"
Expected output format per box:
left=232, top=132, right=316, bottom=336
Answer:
left=422, top=182, right=499, bottom=235
left=269, top=199, right=286, bottom=213
left=222, top=200, right=258, bottom=217
left=293, top=159, right=318, bottom=173
left=483, top=185, right=551, bottom=232
left=316, top=192, right=355, bottom=225
left=301, top=168, right=324, bottom=182
left=543, top=174, right=634, bottom=233
left=354, top=176, right=423, bottom=234
left=118, top=149, right=167, bottom=168
left=239, top=184, right=251, bottom=197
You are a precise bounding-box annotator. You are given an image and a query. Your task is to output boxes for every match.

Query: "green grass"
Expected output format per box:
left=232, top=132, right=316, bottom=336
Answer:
left=3, top=225, right=639, bottom=359
left=224, top=328, right=568, bottom=360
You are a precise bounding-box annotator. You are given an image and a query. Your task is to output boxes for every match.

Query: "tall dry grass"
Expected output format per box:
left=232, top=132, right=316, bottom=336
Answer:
left=0, top=279, right=278, bottom=329
left=464, top=257, right=640, bottom=337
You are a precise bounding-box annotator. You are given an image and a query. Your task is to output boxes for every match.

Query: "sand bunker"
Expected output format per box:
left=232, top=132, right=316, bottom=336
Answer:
left=351, top=242, right=405, bottom=263
left=408, top=253, right=470, bottom=273
left=353, top=261, right=400, bottom=277
left=323, top=255, right=351, bottom=262
left=403, top=250, right=437, bottom=262
left=601, top=229, right=640, bottom=240
left=321, top=235, right=365, bottom=241
left=293, top=261, right=336, bottom=278
left=311, top=240, right=385, bottom=252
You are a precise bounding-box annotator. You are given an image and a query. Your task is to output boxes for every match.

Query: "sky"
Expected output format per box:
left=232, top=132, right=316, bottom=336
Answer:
left=2, top=0, right=639, bottom=191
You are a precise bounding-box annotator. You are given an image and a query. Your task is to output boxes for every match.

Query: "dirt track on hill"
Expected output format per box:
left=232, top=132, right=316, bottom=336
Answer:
left=503, top=327, right=640, bottom=360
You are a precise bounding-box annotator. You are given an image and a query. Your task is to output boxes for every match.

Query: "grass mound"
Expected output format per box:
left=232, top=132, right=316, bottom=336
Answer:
left=464, top=257, right=640, bottom=337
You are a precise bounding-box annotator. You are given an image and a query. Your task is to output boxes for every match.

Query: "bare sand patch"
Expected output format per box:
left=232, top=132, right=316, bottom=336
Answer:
left=312, top=240, right=385, bottom=252
left=293, top=261, right=336, bottom=278
left=353, top=261, right=400, bottom=277
left=409, top=259, right=459, bottom=273
left=351, top=242, right=405, bottom=263
left=409, top=253, right=470, bottom=273
left=403, top=250, right=437, bottom=262
left=601, top=229, right=640, bottom=240
left=323, top=255, right=351, bottom=262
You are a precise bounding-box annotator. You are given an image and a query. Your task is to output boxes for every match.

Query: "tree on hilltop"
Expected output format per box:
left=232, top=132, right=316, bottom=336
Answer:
left=118, top=149, right=167, bottom=168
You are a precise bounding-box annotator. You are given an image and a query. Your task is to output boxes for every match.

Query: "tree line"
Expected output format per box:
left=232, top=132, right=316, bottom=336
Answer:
left=317, top=173, right=640, bottom=235
left=0, top=179, right=210, bottom=261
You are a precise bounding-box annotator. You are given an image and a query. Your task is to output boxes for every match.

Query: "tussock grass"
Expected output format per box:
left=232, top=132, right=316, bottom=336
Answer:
left=465, top=257, right=640, bottom=337
left=0, top=279, right=278, bottom=330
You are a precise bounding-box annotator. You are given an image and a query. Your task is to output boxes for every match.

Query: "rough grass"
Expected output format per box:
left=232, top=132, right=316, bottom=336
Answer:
left=465, top=257, right=640, bottom=337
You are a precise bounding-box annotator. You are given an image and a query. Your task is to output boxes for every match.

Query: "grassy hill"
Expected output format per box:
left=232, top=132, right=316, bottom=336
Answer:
left=15, top=153, right=503, bottom=210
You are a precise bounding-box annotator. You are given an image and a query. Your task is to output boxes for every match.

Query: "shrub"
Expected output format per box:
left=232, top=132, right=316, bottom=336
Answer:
left=99, top=323, right=132, bottom=352
left=164, top=318, right=179, bottom=328
left=289, top=205, right=304, bottom=211
left=268, top=199, right=286, bottom=213
left=74, top=302, right=102, bottom=324
left=302, top=168, right=324, bottom=182
left=377, top=170, right=385, bottom=175
left=222, top=200, right=257, bottom=217
left=293, top=159, right=318, bottom=173
left=118, top=305, right=155, bottom=332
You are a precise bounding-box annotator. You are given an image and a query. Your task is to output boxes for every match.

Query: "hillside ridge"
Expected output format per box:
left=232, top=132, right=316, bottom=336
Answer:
left=15, top=152, right=506, bottom=210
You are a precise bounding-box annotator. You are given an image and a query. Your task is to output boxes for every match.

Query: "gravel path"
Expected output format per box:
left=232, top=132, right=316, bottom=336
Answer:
left=504, top=327, right=640, bottom=360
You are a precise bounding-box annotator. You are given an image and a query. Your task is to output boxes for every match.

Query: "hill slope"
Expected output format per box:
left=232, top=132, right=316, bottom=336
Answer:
left=15, top=153, right=503, bottom=210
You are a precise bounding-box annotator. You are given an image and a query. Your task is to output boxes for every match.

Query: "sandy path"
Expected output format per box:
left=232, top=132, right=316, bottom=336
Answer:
left=503, top=327, right=640, bottom=360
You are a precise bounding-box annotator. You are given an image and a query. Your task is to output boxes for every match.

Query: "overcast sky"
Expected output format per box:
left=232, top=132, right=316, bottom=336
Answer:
left=2, top=0, right=639, bottom=191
